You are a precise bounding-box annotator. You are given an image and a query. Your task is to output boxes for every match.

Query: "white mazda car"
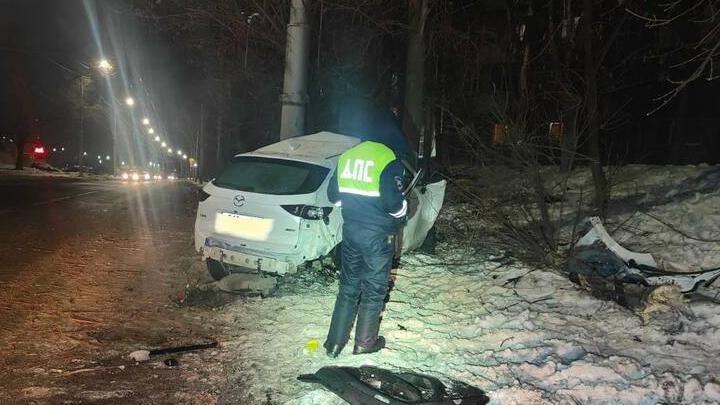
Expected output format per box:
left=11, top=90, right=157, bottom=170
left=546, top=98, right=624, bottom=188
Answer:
left=194, top=132, right=446, bottom=283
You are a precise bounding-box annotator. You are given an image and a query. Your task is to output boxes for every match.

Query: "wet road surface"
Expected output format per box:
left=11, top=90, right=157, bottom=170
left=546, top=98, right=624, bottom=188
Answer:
left=0, top=174, right=227, bottom=404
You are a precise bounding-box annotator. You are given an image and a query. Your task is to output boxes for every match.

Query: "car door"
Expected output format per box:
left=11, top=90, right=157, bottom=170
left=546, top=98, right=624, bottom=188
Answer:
left=397, top=160, right=447, bottom=252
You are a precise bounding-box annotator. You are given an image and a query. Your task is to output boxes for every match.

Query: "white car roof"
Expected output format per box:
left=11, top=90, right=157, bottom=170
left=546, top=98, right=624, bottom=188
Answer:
left=240, top=131, right=360, bottom=166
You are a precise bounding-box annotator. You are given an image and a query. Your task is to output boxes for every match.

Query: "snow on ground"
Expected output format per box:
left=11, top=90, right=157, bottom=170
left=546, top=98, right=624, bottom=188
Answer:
left=0, top=165, right=78, bottom=177
left=216, top=164, right=720, bottom=404
left=601, top=164, right=720, bottom=272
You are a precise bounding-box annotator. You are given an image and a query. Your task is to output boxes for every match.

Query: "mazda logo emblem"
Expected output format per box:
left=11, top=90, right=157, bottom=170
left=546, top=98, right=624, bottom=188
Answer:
left=233, top=195, right=245, bottom=207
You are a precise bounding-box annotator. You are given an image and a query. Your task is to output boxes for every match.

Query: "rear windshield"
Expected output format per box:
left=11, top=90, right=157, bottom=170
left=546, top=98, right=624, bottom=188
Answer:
left=213, top=156, right=330, bottom=195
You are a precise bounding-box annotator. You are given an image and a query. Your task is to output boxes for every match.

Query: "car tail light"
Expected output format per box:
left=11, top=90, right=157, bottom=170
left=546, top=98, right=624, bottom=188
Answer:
left=281, top=205, right=332, bottom=220
left=198, top=189, right=211, bottom=202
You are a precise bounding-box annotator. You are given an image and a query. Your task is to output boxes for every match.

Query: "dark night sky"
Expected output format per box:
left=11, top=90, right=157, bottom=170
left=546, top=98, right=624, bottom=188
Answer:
left=0, top=0, right=195, bottom=166
left=3, top=1, right=720, bottom=167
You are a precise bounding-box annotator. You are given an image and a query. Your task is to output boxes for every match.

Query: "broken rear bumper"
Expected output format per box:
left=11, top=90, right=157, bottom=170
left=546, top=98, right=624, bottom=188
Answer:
left=202, top=238, right=302, bottom=275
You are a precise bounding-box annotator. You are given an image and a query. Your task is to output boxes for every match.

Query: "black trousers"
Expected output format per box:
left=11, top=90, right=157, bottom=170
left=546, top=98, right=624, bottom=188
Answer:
left=339, top=223, right=394, bottom=313
left=326, top=222, right=394, bottom=349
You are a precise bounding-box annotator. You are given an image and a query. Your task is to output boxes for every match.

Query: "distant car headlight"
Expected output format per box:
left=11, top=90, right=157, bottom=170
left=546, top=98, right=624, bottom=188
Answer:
left=121, top=172, right=129, bottom=180
left=144, top=173, right=151, bottom=180
left=168, top=175, right=176, bottom=180
left=131, top=173, right=140, bottom=181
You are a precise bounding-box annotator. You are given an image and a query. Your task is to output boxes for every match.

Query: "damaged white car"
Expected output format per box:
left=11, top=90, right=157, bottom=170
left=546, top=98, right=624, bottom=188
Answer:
left=194, top=132, right=446, bottom=288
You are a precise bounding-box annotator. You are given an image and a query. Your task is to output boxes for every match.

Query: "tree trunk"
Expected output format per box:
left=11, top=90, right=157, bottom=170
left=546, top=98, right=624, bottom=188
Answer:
left=548, top=0, right=578, bottom=172
left=14, top=133, right=25, bottom=170
left=215, top=105, right=223, bottom=174
left=197, top=102, right=204, bottom=181
left=560, top=107, right=579, bottom=172
left=583, top=0, right=608, bottom=217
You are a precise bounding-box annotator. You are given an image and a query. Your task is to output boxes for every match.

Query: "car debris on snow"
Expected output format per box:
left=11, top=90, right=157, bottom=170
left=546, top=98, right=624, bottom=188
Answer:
left=568, top=217, right=720, bottom=301
left=298, top=366, right=489, bottom=405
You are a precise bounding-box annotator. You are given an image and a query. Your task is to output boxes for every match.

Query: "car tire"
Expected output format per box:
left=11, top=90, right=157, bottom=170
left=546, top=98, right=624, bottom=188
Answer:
left=330, top=243, right=342, bottom=270
left=207, top=258, right=230, bottom=281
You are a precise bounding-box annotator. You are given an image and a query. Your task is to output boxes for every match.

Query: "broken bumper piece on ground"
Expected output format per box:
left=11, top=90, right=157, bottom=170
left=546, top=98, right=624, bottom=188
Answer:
left=298, top=366, right=489, bottom=405
left=568, top=216, right=720, bottom=294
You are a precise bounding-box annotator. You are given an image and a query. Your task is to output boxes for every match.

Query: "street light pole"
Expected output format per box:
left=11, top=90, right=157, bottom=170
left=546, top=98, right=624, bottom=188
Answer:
left=112, top=107, right=118, bottom=174
left=78, top=76, right=87, bottom=175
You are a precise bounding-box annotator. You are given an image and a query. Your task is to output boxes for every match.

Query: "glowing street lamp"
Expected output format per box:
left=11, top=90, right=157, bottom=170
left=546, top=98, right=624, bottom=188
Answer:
left=142, top=118, right=150, bottom=126
left=154, top=136, right=160, bottom=142
left=106, top=155, right=110, bottom=160
left=97, top=59, right=114, bottom=75
left=125, top=97, right=135, bottom=106
left=182, top=154, right=187, bottom=159
left=148, top=128, right=154, bottom=134
left=168, top=148, right=173, bottom=154
left=177, top=150, right=182, bottom=156
left=161, top=141, right=167, bottom=147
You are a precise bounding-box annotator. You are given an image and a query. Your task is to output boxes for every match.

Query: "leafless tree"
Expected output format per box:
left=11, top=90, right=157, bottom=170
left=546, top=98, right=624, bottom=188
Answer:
left=626, top=0, right=720, bottom=113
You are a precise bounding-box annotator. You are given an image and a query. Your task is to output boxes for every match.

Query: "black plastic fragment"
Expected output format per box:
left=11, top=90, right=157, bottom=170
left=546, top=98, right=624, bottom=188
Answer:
left=298, top=366, right=489, bottom=405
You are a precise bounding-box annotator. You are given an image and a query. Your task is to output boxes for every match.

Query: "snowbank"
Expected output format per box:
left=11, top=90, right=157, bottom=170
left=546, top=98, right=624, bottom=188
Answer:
left=0, top=165, right=78, bottom=177
left=215, top=164, right=720, bottom=404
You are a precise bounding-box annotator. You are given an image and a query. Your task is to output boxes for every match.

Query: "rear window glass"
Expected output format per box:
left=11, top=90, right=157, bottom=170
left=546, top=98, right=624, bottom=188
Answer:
left=213, top=156, right=330, bottom=195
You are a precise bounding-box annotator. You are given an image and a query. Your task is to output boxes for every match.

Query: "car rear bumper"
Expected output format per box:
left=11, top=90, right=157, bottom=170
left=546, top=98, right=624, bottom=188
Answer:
left=203, top=245, right=296, bottom=275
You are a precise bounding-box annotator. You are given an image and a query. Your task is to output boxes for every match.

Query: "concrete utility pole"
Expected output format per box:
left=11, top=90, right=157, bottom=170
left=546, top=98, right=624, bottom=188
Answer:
left=404, top=0, right=429, bottom=160
left=280, top=0, right=310, bottom=140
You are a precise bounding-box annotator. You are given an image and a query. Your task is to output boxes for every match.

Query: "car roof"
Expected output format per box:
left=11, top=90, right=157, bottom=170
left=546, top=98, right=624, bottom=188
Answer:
left=240, top=131, right=361, bottom=166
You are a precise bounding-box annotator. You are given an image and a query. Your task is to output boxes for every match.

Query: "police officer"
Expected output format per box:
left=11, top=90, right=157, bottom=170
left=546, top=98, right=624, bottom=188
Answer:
left=323, top=134, right=407, bottom=358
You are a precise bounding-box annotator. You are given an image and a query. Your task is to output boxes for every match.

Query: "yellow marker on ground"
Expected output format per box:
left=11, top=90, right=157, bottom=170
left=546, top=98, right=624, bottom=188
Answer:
left=305, top=339, right=320, bottom=353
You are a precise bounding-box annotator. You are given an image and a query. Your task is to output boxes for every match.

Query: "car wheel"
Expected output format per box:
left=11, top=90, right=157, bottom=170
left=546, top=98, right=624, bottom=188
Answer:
left=207, top=258, right=230, bottom=281
left=330, top=243, right=342, bottom=270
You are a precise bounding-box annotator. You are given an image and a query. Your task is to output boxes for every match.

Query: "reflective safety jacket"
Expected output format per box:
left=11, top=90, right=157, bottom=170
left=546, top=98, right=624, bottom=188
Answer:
left=327, top=141, right=407, bottom=233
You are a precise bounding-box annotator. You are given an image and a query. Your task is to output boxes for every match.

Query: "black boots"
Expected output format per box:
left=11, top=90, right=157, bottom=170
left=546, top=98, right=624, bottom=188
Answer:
left=324, top=297, right=356, bottom=358
left=351, top=303, right=384, bottom=355
left=353, top=336, right=385, bottom=355
left=324, top=300, right=386, bottom=358
left=324, top=342, right=344, bottom=358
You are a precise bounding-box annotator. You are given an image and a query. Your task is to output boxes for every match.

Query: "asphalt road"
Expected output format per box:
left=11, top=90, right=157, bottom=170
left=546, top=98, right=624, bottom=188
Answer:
left=0, top=175, right=193, bottom=281
left=0, top=175, right=113, bottom=214
left=0, top=174, right=227, bottom=404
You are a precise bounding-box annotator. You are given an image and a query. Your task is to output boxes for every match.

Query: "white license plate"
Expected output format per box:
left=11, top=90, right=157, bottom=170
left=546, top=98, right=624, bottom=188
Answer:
left=214, top=212, right=274, bottom=241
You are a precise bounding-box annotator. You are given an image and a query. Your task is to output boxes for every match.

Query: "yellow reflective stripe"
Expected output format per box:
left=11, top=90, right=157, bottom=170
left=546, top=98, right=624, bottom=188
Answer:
left=389, top=200, right=407, bottom=218
left=338, top=186, right=381, bottom=197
